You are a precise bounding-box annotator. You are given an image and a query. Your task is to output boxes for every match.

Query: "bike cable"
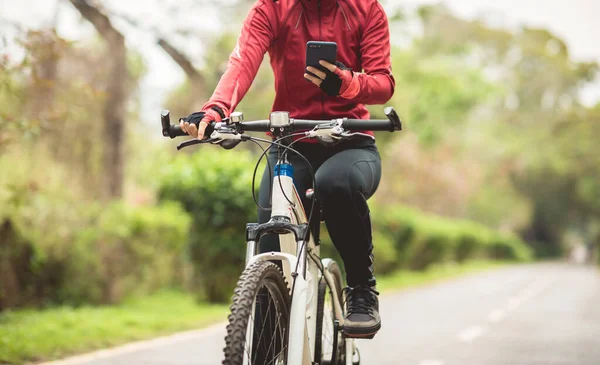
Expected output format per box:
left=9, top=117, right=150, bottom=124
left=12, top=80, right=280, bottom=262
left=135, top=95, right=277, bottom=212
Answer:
left=249, top=139, right=273, bottom=211
left=250, top=132, right=316, bottom=224
left=247, top=136, right=319, bottom=301
left=249, top=132, right=306, bottom=211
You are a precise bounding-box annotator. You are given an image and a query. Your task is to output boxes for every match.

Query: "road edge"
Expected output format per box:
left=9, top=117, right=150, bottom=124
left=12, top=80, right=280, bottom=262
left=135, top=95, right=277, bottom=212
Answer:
left=35, top=321, right=227, bottom=365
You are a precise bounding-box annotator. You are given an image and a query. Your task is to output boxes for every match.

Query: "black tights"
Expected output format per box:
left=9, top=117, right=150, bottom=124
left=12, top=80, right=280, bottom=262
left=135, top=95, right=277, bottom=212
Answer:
left=257, top=139, right=382, bottom=287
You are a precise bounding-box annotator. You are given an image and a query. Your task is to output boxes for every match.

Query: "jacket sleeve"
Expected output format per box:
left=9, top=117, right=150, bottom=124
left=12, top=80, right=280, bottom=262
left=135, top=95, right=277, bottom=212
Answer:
left=351, top=3, right=395, bottom=105
left=202, top=1, right=277, bottom=115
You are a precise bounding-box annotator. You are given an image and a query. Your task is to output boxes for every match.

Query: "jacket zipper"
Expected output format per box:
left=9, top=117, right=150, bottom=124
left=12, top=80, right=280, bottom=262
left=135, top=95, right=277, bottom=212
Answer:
left=318, top=0, right=322, bottom=39
left=318, top=0, right=325, bottom=118
left=338, top=2, right=351, bottom=30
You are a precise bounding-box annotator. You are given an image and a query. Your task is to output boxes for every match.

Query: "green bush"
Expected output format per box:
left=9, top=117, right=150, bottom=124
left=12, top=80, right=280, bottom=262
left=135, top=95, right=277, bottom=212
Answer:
left=371, top=231, right=398, bottom=275
left=486, top=233, right=533, bottom=261
left=409, top=215, right=461, bottom=270
left=60, top=202, right=191, bottom=305
left=0, top=176, right=191, bottom=309
left=371, top=204, right=532, bottom=271
left=455, top=230, right=481, bottom=262
left=374, top=206, right=416, bottom=268
left=158, top=148, right=258, bottom=303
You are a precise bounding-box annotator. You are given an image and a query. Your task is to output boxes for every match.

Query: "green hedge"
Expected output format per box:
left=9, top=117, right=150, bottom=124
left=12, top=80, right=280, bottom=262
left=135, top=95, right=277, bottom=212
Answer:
left=61, top=202, right=191, bottom=305
left=0, top=190, right=190, bottom=309
left=159, top=148, right=257, bottom=303
left=157, top=147, right=532, bottom=303
left=371, top=205, right=532, bottom=273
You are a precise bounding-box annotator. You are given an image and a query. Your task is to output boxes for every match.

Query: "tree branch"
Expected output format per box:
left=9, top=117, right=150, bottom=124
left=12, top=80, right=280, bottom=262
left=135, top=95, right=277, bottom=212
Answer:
left=157, top=38, right=203, bottom=83
left=68, top=0, right=123, bottom=43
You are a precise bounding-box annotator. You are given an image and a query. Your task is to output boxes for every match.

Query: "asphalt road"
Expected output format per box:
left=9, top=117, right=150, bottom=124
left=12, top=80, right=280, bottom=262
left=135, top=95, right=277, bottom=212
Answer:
left=43, top=263, right=600, bottom=365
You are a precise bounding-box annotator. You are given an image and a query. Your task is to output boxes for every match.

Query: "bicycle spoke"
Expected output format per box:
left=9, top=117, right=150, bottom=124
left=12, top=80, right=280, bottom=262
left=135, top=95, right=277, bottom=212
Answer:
left=244, top=285, right=289, bottom=365
left=267, top=317, right=286, bottom=365
left=263, top=312, right=282, bottom=365
left=321, top=293, right=335, bottom=359
left=255, top=291, right=275, bottom=361
left=254, top=294, right=270, bottom=351
left=224, top=262, right=290, bottom=365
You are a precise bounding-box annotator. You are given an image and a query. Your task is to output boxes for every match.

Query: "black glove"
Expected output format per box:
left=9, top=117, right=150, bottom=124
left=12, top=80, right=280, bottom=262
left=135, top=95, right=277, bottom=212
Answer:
left=319, top=61, right=352, bottom=97
left=179, top=107, right=225, bottom=128
left=178, top=111, right=206, bottom=128
left=180, top=108, right=241, bottom=149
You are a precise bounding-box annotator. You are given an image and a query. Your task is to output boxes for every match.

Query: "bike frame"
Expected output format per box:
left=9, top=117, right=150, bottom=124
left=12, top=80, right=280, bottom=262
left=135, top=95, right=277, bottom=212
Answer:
left=160, top=107, right=401, bottom=365
left=244, top=155, right=352, bottom=365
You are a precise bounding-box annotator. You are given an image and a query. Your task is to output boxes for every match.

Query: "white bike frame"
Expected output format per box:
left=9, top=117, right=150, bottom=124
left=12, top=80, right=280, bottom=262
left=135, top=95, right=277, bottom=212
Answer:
left=244, top=162, right=354, bottom=365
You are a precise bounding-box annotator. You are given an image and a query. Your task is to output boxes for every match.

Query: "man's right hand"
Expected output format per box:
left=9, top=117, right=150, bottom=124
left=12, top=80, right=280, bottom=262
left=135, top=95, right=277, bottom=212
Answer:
left=179, top=108, right=224, bottom=139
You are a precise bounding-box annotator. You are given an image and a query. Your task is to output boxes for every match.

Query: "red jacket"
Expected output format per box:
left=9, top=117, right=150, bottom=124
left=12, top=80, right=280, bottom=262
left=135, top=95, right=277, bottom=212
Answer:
left=203, top=0, right=395, bottom=136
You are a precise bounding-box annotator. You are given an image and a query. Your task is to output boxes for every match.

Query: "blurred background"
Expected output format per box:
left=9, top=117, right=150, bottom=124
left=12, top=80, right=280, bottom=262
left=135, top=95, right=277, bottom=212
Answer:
left=1, top=0, right=599, bottom=364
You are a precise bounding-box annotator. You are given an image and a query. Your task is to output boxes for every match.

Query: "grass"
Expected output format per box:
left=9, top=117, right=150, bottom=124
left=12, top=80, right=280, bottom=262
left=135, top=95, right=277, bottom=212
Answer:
left=0, top=260, right=514, bottom=365
left=0, top=291, right=229, bottom=365
left=377, top=260, right=512, bottom=292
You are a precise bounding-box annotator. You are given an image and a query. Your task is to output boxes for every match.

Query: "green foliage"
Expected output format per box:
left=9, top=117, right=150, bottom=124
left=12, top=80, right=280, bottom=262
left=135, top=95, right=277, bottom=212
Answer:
left=59, top=202, right=190, bottom=305
left=371, top=231, right=398, bottom=275
left=0, top=158, right=191, bottom=308
left=158, top=148, right=258, bottom=302
left=487, top=233, right=532, bottom=261
left=380, top=4, right=600, bottom=256
left=465, top=179, right=531, bottom=230
left=0, top=58, right=32, bottom=150
left=155, top=145, right=525, bottom=295
left=372, top=204, right=532, bottom=271
left=376, top=260, right=511, bottom=292
left=377, top=46, right=496, bottom=146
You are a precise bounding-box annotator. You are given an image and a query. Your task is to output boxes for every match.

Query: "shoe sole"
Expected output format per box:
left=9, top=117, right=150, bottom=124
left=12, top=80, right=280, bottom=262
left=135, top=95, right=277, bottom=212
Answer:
left=342, top=323, right=381, bottom=339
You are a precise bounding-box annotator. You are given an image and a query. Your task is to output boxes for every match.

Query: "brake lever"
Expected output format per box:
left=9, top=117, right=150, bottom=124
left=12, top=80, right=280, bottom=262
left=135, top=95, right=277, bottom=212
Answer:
left=338, top=131, right=376, bottom=140
left=307, top=120, right=344, bottom=138
left=176, top=138, right=219, bottom=150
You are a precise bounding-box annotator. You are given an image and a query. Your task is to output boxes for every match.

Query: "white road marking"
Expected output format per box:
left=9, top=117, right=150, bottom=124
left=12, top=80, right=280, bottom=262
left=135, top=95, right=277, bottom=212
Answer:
left=418, top=360, right=445, bottom=365
left=515, top=276, right=553, bottom=307
left=506, top=296, right=522, bottom=310
left=519, top=288, right=535, bottom=301
left=458, top=325, right=485, bottom=342
left=488, top=309, right=505, bottom=323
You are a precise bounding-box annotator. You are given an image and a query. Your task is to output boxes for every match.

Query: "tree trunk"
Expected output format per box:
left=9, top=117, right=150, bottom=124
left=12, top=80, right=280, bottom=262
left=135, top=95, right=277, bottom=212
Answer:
left=69, top=0, right=127, bottom=199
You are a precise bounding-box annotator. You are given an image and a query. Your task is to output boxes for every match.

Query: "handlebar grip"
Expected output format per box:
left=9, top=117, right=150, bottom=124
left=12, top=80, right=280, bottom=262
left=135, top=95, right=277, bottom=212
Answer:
left=344, top=107, right=402, bottom=132
left=168, top=124, right=188, bottom=138
left=161, top=110, right=187, bottom=138
left=161, top=109, right=216, bottom=139
left=384, top=106, right=402, bottom=131
left=343, top=119, right=392, bottom=131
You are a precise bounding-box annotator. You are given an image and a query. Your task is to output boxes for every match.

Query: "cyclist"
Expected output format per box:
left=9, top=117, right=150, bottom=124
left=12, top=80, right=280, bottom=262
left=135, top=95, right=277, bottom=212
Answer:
left=180, top=0, right=394, bottom=338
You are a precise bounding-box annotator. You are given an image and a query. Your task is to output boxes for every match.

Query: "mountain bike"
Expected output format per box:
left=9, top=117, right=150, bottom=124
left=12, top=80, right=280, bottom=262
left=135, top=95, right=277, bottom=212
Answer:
left=161, top=107, right=402, bottom=365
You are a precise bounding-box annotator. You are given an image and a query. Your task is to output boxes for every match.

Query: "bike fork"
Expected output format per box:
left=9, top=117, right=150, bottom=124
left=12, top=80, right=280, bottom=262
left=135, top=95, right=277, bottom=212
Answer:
left=287, top=239, right=311, bottom=365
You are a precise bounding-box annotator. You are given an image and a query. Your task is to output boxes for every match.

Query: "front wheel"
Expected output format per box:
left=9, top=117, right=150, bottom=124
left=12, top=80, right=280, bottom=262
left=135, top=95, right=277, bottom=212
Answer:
left=315, top=259, right=345, bottom=365
left=223, top=261, right=291, bottom=365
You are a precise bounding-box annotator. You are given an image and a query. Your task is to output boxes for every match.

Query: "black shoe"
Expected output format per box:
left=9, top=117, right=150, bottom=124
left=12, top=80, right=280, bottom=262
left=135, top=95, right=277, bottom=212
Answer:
left=342, top=284, right=381, bottom=339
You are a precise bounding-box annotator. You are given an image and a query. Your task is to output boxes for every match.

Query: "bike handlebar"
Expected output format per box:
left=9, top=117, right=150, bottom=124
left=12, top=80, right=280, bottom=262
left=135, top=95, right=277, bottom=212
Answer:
left=161, top=107, right=402, bottom=140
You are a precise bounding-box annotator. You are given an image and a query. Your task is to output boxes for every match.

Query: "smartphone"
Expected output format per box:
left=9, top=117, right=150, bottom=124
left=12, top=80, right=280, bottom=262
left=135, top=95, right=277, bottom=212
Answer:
left=306, top=41, right=337, bottom=77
